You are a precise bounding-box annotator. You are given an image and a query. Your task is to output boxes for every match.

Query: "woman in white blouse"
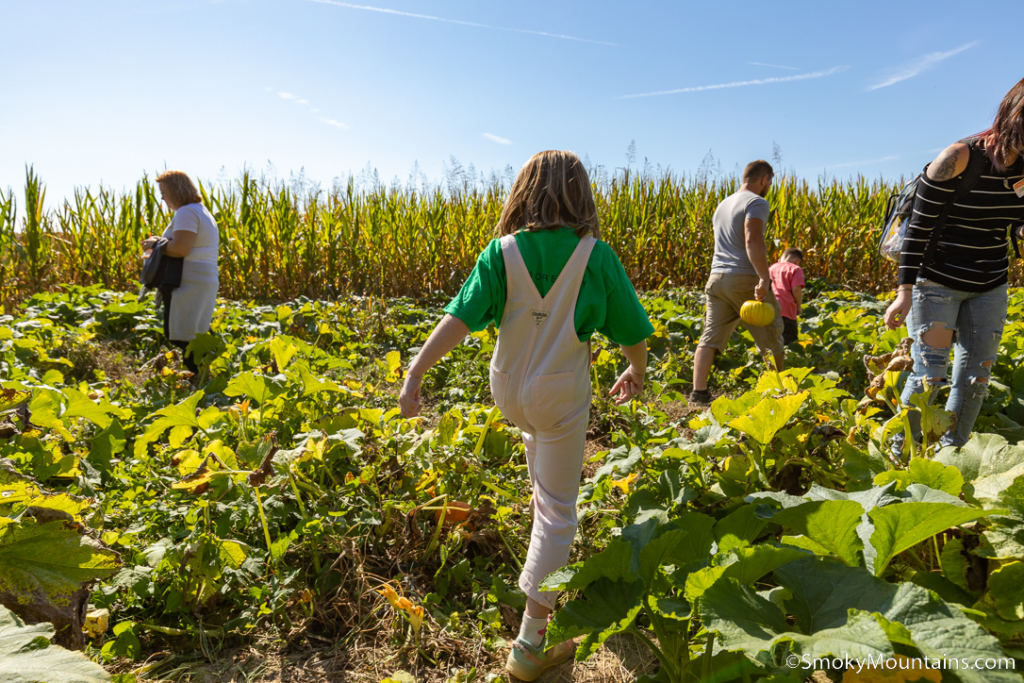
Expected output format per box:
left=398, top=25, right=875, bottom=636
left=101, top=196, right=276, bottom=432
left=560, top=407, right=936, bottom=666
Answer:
left=141, top=171, right=219, bottom=374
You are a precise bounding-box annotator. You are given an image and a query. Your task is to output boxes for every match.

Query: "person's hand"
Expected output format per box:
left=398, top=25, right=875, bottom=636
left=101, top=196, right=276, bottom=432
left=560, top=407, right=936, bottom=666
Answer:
left=141, top=235, right=160, bottom=251
left=399, top=373, right=423, bottom=417
left=884, top=289, right=912, bottom=329
left=755, top=279, right=769, bottom=302
left=609, top=366, right=645, bottom=405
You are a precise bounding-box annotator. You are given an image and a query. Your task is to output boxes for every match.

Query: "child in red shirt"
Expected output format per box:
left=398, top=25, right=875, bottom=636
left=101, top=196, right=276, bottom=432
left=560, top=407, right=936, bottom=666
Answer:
left=769, top=248, right=805, bottom=345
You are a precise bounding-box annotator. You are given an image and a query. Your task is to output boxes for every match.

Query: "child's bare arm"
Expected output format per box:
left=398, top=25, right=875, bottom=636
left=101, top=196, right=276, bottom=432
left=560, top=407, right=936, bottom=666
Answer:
left=792, top=285, right=804, bottom=316
left=399, top=314, right=471, bottom=417
left=610, top=340, right=648, bottom=405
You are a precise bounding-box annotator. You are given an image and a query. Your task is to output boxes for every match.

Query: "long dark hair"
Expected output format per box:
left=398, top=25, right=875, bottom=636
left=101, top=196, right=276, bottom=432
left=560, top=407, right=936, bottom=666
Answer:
left=983, top=77, right=1024, bottom=171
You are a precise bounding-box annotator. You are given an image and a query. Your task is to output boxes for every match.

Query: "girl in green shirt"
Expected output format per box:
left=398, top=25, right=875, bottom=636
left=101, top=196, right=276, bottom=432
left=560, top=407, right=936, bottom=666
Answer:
left=399, top=150, right=651, bottom=681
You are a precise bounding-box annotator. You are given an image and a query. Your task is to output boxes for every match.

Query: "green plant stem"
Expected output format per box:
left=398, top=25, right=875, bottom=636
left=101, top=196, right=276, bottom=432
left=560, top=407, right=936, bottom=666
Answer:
left=629, top=627, right=676, bottom=682
left=472, top=406, right=499, bottom=457
left=496, top=527, right=524, bottom=572
left=136, top=622, right=224, bottom=638
left=700, top=631, right=716, bottom=683
left=252, top=485, right=274, bottom=557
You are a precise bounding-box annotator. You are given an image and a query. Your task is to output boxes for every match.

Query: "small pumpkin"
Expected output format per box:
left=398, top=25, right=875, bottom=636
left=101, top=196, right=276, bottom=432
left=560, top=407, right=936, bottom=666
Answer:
left=740, top=300, right=775, bottom=327
left=434, top=500, right=473, bottom=525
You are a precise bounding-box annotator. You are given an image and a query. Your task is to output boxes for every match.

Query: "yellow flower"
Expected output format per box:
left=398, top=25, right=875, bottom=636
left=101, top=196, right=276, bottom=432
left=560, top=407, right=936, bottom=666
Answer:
left=379, top=585, right=401, bottom=610
left=612, top=472, right=638, bottom=493
left=407, top=605, right=424, bottom=633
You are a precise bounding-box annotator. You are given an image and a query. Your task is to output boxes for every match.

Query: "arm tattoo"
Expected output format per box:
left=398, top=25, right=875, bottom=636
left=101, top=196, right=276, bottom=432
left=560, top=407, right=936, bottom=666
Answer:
left=931, top=146, right=964, bottom=181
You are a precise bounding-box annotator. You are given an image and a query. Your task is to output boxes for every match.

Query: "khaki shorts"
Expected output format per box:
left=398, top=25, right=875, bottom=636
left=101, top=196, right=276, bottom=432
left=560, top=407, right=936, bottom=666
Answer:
left=698, top=272, right=784, bottom=360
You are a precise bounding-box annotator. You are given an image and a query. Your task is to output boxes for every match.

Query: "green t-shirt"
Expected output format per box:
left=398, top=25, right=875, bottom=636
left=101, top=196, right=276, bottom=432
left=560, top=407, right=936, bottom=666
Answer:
left=445, top=228, right=654, bottom=346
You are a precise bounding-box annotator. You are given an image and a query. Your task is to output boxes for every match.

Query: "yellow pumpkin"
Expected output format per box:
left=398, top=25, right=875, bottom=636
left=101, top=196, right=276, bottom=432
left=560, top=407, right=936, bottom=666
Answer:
left=740, top=300, right=775, bottom=327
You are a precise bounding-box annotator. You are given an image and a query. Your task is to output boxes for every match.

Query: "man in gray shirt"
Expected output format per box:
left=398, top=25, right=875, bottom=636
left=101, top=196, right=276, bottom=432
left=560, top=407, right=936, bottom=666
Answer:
left=690, top=160, right=784, bottom=404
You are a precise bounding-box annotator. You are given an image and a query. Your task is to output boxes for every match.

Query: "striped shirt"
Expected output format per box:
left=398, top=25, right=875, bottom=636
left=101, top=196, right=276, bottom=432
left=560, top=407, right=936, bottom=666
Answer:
left=898, top=142, right=1024, bottom=291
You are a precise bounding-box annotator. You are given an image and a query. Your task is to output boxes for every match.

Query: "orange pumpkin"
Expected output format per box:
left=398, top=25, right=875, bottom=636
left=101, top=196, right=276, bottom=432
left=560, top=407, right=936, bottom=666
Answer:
left=434, top=501, right=472, bottom=525
left=740, top=300, right=775, bottom=327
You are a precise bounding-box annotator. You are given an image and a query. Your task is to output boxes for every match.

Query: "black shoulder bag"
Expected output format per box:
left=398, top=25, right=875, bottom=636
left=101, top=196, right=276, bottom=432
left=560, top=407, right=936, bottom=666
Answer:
left=140, top=238, right=184, bottom=294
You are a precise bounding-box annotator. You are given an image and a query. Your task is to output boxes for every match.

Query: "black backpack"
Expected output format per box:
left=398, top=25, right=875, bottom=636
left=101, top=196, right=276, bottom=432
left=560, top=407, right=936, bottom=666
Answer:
left=140, top=238, right=184, bottom=293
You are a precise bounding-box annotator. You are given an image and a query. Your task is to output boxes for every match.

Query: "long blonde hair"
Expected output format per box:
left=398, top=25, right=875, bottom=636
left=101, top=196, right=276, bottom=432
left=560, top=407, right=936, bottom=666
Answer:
left=156, top=170, right=202, bottom=208
left=496, top=151, right=600, bottom=239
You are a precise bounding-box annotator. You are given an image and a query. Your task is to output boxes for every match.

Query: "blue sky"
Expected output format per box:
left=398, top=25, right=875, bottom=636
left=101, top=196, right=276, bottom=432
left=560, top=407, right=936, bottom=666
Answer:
left=1, top=0, right=1021, bottom=204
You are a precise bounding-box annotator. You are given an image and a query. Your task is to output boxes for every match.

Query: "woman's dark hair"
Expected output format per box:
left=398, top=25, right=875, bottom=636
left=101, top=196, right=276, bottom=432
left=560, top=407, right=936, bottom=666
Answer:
left=984, top=77, right=1024, bottom=171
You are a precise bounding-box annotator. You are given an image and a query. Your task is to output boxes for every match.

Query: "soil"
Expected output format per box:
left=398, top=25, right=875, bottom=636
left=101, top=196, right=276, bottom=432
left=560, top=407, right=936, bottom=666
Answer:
left=115, top=633, right=660, bottom=683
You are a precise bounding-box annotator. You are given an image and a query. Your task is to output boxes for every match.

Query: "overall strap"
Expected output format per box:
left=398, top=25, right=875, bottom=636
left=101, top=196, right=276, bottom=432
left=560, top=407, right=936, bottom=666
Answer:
left=543, top=235, right=596, bottom=308
left=500, top=234, right=540, bottom=303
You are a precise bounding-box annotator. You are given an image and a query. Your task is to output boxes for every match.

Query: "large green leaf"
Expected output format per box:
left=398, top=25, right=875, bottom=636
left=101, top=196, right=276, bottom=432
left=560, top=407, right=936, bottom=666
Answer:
left=0, top=388, right=31, bottom=414
left=728, top=392, right=808, bottom=445
left=0, top=604, right=109, bottom=682
left=773, top=558, right=894, bottom=634
left=224, top=372, right=286, bottom=405
left=294, top=365, right=343, bottom=396
left=699, top=578, right=789, bottom=654
left=59, top=389, right=121, bottom=430
left=134, top=391, right=206, bottom=457
left=685, top=545, right=808, bottom=602
left=713, top=504, right=770, bottom=552
left=268, top=337, right=298, bottom=371
left=907, top=458, right=964, bottom=496
left=0, top=517, right=120, bottom=608
left=783, top=609, right=892, bottom=663
left=541, top=539, right=637, bottom=591
left=986, top=561, right=1024, bottom=621
left=939, top=538, right=971, bottom=593
left=935, top=433, right=1024, bottom=484
left=771, top=500, right=864, bottom=567
left=775, top=559, right=1020, bottom=682
left=546, top=578, right=644, bottom=659
left=973, top=464, right=1024, bottom=510
left=875, top=458, right=965, bottom=497
left=878, top=583, right=1021, bottom=683
left=710, top=391, right=762, bottom=426
left=980, top=516, right=1024, bottom=560
left=869, top=503, right=999, bottom=576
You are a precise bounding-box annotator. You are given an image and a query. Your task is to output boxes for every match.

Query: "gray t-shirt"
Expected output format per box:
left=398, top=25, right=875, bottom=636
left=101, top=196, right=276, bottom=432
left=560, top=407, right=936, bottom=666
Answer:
left=710, top=189, right=770, bottom=274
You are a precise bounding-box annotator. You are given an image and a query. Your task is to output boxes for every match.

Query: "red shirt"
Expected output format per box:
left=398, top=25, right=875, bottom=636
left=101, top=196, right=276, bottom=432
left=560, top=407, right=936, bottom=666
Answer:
left=769, top=261, right=805, bottom=320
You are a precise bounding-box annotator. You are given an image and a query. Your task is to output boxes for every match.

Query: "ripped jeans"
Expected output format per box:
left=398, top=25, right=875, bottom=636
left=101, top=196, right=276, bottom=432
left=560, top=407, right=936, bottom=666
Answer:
left=899, top=280, right=1008, bottom=448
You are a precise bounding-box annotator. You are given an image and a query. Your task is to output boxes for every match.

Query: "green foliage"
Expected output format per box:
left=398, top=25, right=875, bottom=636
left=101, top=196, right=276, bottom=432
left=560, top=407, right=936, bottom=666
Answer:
left=0, top=604, right=109, bottom=682
left=4, top=285, right=1024, bottom=681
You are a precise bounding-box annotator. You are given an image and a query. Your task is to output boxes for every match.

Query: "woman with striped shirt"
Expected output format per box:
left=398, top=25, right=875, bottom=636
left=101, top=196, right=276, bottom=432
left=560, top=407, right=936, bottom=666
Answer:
left=885, top=77, right=1024, bottom=448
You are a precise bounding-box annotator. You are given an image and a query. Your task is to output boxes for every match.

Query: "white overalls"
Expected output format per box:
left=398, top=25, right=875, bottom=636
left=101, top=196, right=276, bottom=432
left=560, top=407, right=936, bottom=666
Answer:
left=489, top=233, right=595, bottom=609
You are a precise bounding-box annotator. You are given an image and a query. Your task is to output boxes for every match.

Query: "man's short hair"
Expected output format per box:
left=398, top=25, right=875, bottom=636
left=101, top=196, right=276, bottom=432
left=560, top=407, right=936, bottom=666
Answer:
left=743, top=160, right=774, bottom=184
left=782, top=247, right=803, bottom=260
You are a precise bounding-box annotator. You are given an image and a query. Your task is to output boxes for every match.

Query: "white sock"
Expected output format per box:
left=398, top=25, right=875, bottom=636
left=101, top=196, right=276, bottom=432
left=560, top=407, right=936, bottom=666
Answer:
left=518, top=613, right=547, bottom=647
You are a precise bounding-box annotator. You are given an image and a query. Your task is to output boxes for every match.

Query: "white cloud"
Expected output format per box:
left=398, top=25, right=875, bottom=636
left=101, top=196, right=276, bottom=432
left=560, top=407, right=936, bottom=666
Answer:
left=619, top=66, right=848, bottom=99
left=312, top=108, right=321, bottom=113
left=747, top=61, right=798, bottom=70
left=278, top=91, right=297, bottom=100
left=320, top=117, right=349, bottom=129
left=824, top=155, right=901, bottom=169
left=265, top=86, right=272, bottom=91
left=297, top=99, right=309, bottom=105
left=482, top=133, right=512, bottom=145
left=306, top=0, right=618, bottom=46
left=867, top=42, right=978, bottom=91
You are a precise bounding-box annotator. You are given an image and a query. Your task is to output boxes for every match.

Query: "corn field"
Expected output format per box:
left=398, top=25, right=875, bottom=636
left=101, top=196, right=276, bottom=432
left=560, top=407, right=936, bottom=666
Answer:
left=5, top=166, right=1012, bottom=309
